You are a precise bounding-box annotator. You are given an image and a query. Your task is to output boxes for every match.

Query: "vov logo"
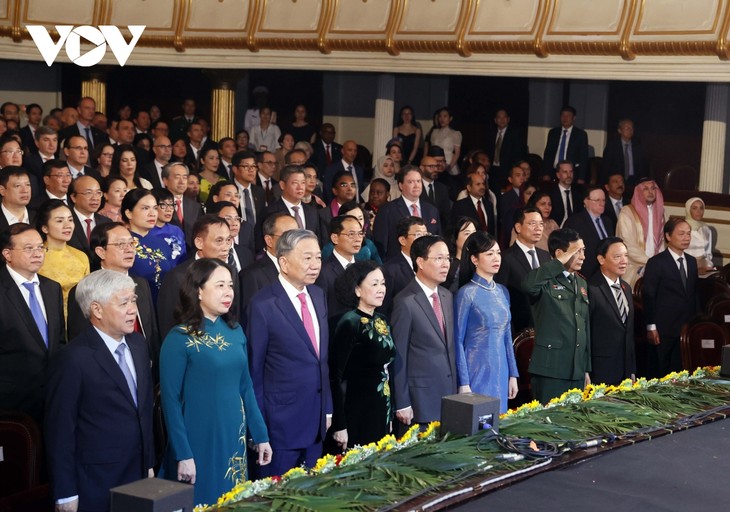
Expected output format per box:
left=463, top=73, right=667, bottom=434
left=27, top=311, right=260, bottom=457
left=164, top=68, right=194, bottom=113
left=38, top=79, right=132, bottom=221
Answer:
left=27, top=25, right=145, bottom=67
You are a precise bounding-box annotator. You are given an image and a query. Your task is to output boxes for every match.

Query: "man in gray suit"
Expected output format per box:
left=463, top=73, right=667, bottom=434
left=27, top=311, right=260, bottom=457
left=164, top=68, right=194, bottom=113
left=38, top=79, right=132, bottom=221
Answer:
left=392, top=235, right=457, bottom=433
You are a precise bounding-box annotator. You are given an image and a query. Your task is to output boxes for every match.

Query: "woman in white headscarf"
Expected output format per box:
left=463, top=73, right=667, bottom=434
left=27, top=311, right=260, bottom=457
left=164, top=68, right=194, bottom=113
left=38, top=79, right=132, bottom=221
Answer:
left=684, top=196, right=715, bottom=275
left=362, top=155, right=401, bottom=202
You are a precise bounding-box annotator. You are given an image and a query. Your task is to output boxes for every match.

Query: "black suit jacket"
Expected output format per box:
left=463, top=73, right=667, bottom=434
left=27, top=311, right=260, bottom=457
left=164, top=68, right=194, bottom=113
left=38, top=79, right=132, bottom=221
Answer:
left=0, top=208, right=36, bottom=235
left=601, top=137, right=649, bottom=184
left=312, top=140, right=342, bottom=177
left=381, top=253, right=415, bottom=319
left=239, top=253, right=279, bottom=316
left=543, top=126, right=589, bottom=181
left=420, top=180, right=452, bottom=228
left=486, top=125, right=527, bottom=183
left=494, top=243, right=550, bottom=334
left=169, top=196, right=203, bottom=250
left=58, top=123, right=110, bottom=150
left=67, top=212, right=112, bottom=260
left=643, top=250, right=699, bottom=340
left=563, top=210, right=615, bottom=280
left=314, top=254, right=349, bottom=329
left=232, top=220, right=256, bottom=270
left=588, top=273, right=636, bottom=385
left=20, top=125, right=37, bottom=154
left=0, top=266, right=65, bottom=424
left=139, top=160, right=165, bottom=190
left=262, top=199, right=323, bottom=242
left=45, top=327, right=154, bottom=511
left=451, top=196, right=496, bottom=236
left=372, top=197, right=441, bottom=259
left=498, top=189, right=523, bottom=242
left=548, top=184, right=586, bottom=227
left=67, top=274, right=160, bottom=379
left=322, top=161, right=365, bottom=203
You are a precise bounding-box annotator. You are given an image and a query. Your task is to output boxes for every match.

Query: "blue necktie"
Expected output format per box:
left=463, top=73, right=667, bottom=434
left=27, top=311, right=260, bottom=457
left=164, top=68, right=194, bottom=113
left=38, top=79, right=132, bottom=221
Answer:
left=595, top=217, right=607, bottom=239
left=558, top=129, right=568, bottom=162
left=115, top=342, right=137, bottom=407
left=22, top=282, right=47, bottom=347
left=84, top=126, right=93, bottom=150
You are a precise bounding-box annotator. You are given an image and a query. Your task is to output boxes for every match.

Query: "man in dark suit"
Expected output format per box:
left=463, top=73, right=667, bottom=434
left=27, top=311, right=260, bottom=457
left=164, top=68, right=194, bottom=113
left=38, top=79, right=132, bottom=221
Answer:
left=0, top=224, right=65, bottom=425
left=542, top=106, right=589, bottom=182
left=643, top=218, right=699, bottom=376
left=392, top=235, right=457, bottom=433
left=207, top=201, right=255, bottom=271
left=157, top=215, right=236, bottom=338
left=183, top=121, right=216, bottom=170
left=248, top=229, right=332, bottom=477
left=602, top=173, right=627, bottom=227
left=0, top=166, right=35, bottom=233
left=262, top=165, right=323, bottom=243
left=525, top=228, right=591, bottom=403
left=419, top=156, right=451, bottom=227
left=600, top=118, right=649, bottom=187
left=169, top=98, right=199, bottom=141
left=548, top=161, right=585, bottom=227
left=231, top=151, right=267, bottom=251
left=23, top=126, right=58, bottom=195
left=139, top=135, right=172, bottom=190
left=589, top=237, right=636, bottom=385
left=495, top=207, right=550, bottom=335
left=255, top=151, right=281, bottom=206
left=315, top=215, right=362, bottom=328
left=57, top=97, right=109, bottom=151
left=68, top=175, right=112, bottom=260
left=62, top=135, right=100, bottom=181
left=45, top=270, right=154, bottom=512
left=311, top=123, right=342, bottom=178
left=67, top=223, right=160, bottom=376
left=498, top=165, right=526, bottom=244
left=163, top=162, right=203, bottom=250
left=373, top=166, right=441, bottom=260
left=451, top=173, right=496, bottom=236
left=381, top=216, right=426, bottom=319
left=240, top=213, right=298, bottom=315
left=564, top=186, right=615, bottom=280
left=19, top=103, right=43, bottom=155
left=323, top=140, right=364, bottom=203
left=486, top=109, right=527, bottom=190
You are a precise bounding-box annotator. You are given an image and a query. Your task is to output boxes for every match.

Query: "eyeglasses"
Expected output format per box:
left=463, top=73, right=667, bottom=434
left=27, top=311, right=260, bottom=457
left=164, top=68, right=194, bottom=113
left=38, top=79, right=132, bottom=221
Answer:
left=340, top=230, right=366, bottom=239
left=425, top=255, right=453, bottom=265
left=157, top=202, right=177, bottom=210
left=106, top=239, right=139, bottom=249
left=406, top=231, right=428, bottom=238
left=223, top=215, right=243, bottom=224
left=76, top=190, right=103, bottom=198
left=10, top=245, right=47, bottom=254
left=68, top=145, right=89, bottom=151
left=1, top=149, right=23, bottom=156
left=49, top=173, right=72, bottom=179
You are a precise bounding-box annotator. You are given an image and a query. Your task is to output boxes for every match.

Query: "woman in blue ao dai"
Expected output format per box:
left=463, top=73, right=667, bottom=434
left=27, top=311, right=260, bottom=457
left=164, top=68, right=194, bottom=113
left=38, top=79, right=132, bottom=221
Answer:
left=454, top=231, right=518, bottom=413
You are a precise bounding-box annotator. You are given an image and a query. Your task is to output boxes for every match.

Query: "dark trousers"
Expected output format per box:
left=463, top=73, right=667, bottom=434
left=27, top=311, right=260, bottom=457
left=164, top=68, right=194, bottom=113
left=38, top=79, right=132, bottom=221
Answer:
left=256, top=442, right=323, bottom=478
left=649, top=336, right=682, bottom=378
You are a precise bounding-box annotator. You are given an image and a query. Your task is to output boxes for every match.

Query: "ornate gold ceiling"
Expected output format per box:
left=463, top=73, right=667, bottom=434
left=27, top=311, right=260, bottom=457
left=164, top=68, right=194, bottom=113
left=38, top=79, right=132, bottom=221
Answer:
left=2, top=0, right=730, bottom=80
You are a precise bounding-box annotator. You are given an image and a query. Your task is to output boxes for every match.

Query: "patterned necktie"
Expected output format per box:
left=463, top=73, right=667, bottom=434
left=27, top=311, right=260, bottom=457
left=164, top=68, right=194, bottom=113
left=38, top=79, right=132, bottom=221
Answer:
left=227, top=247, right=237, bottom=269
left=297, top=292, right=319, bottom=357
left=527, top=249, right=539, bottom=270
left=115, top=342, right=137, bottom=407
left=611, top=283, right=628, bottom=323
left=243, top=188, right=254, bottom=223
left=595, top=217, right=607, bottom=239
left=22, top=282, right=47, bottom=347
left=615, top=199, right=622, bottom=218
left=411, top=203, right=421, bottom=218
left=678, top=257, right=687, bottom=290
left=292, top=205, right=304, bottom=229
left=85, top=218, right=93, bottom=243
left=431, top=292, right=445, bottom=337
left=176, top=199, right=184, bottom=224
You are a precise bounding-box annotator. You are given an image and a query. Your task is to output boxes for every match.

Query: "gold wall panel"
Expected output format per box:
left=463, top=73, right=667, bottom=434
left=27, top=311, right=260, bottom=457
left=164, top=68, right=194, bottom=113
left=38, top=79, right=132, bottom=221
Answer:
left=330, top=0, right=390, bottom=33
left=470, top=0, right=540, bottom=34
left=108, top=0, right=175, bottom=29
left=260, top=0, right=322, bottom=32
left=637, top=0, right=719, bottom=33
left=0, top=1, right=9, bottom=20
left=548, top=0, right=626, bottom=35
left=187, top=0, right=248, bottom=31
left=399, top=0, right=462, bottom=34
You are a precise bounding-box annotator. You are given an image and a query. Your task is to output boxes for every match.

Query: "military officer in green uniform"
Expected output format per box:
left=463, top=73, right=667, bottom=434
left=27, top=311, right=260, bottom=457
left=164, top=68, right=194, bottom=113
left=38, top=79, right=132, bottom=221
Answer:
left=524, top=228, right=591, bottom=403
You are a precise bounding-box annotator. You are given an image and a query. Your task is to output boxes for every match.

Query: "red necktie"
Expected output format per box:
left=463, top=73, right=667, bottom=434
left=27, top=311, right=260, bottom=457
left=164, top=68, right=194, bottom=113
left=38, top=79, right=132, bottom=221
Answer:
left=176, top=200, right=184, bottom=224
left=476, top=199, right=488, bottom=231
left=297, top=292, right=318, bottom=357
left=411, top=203, right=421, bottom=218
left=325, top=144, right=332, bottom=165
left=431, top=292, right=445, bottom=337
left=84, top=218, right=93, bottom=242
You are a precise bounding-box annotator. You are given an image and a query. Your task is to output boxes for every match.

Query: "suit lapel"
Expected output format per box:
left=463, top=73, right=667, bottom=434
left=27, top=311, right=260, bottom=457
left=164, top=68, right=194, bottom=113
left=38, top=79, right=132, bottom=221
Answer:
left=413, top=287, right=447, bottom=347
left=512, top=246, right=532, bottom=274
left=2, top=271, right=48, bottom=351
left=599, top=278, right=623, bottom=323
left=89, top=329, right=138, bottom=409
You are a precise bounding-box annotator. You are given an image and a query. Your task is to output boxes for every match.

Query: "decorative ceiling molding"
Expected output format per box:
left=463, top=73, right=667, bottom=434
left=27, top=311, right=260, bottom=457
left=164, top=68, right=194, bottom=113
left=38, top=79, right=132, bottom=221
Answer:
left=3, top=0, right=730, bottom=80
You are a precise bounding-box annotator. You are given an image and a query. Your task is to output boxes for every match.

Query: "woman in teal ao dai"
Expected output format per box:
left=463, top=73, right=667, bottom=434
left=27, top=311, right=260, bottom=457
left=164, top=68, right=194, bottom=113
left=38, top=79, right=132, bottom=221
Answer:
left=454, top=232, right=518, bottom=414
left=159, top=259, right=272, bottom=505
left=330, top=261, right=395, bottom=451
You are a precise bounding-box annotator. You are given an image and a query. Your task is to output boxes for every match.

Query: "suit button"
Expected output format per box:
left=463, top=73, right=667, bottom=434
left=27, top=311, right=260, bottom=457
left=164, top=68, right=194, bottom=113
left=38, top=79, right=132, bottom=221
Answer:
left=547, top=344, right=552, bottom=349
left=577, top=344, right=580, bottom=347
left=558, top=295, right=562, bottom=299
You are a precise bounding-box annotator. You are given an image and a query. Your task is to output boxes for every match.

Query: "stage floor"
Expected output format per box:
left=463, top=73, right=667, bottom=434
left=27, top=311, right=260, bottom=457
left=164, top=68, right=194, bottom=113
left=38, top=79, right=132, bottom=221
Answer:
left=452, top=417, right=730, bottom=511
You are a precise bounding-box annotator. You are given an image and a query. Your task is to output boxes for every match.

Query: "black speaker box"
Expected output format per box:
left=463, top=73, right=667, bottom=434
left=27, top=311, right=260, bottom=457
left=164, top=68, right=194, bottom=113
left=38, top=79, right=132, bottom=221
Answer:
left=441, top=393, right=501, bottom=436
left=110, top=477, right=195, bottom=512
